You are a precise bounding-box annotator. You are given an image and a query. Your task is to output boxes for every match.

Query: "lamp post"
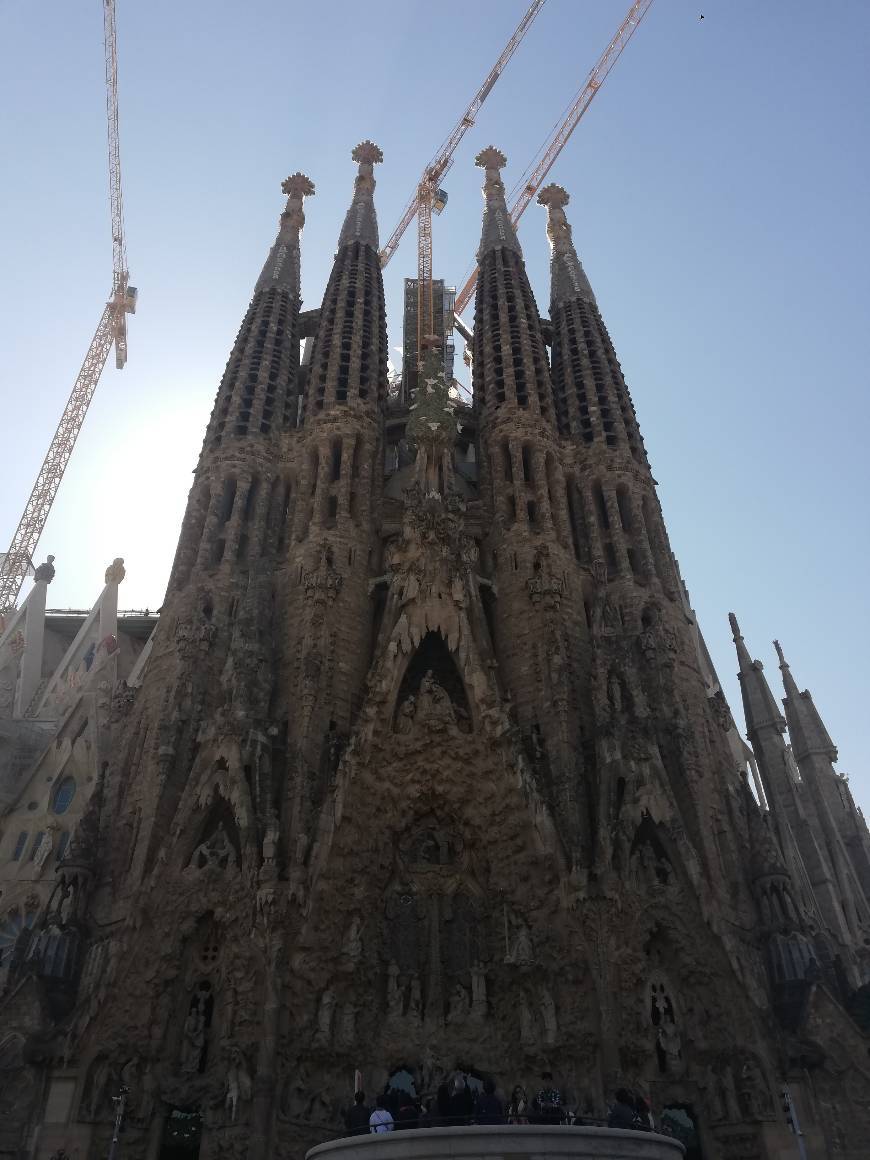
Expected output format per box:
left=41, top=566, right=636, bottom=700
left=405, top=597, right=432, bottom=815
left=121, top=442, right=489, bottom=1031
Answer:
left=107, top=1085, right=129, bottom=1160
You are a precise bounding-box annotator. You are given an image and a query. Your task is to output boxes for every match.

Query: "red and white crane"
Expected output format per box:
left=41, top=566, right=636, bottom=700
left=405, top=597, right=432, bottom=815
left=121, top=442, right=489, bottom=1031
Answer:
left=0, top=0, right=136, bottom=616
left=452, top=0, right=655, bottom=326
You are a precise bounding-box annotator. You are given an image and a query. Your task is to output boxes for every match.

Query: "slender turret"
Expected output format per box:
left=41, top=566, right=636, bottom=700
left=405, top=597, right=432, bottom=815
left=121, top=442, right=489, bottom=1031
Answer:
left=169, top=174, right=314, bottom=592
left=775, top=640, right=870, bottom=928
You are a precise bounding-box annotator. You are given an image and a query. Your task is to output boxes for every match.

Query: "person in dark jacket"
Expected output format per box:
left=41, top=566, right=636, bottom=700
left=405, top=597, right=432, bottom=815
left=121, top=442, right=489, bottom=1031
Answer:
left=345, top=1091, right=371, bottom=1135
left=608, top=1089, right=641, bottom=1130
left=474, top=1078, right=505, bottom=1124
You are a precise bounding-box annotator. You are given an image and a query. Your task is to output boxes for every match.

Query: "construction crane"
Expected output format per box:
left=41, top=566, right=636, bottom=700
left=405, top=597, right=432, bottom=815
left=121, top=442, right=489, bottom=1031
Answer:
left=452, top=0, right=654, bottom=323
left=0, top=0, right=136, bottom=616
left=377, top=1, right=547, bottom=375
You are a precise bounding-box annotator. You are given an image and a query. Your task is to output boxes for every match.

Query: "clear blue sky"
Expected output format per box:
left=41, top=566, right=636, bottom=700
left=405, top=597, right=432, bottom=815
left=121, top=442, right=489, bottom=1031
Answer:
left=1, top=2, right=868, bottom=804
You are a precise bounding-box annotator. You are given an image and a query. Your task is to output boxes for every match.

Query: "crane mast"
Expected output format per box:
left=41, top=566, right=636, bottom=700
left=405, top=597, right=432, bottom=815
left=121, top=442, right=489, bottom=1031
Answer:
left=0, top=0, right=135, bottom=616
left=378, top=0, right=547, bottom=272
left=452, top=0, right=654, bottom=319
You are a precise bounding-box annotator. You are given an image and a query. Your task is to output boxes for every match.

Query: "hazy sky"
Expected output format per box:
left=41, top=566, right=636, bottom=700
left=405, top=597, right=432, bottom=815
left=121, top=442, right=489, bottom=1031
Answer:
left=1, top=2, right=868, bottom=803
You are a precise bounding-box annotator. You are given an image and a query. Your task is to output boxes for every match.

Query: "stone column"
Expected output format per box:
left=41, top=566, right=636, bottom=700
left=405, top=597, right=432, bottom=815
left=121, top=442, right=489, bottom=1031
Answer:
left=14, top=559, right=53, bottom=716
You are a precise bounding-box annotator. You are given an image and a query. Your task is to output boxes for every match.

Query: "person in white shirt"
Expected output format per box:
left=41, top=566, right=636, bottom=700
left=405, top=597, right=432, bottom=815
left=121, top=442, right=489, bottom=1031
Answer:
left=370, top=1094, right=395, bottom=1133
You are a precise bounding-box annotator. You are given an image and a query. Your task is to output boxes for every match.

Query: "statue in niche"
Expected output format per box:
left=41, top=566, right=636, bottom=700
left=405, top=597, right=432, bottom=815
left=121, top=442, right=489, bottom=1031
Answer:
left=386, top=960, right=403, bottom=1018
left=607, top=672, right=623, bottom=714
left=539, top=984, right=558, bottom=1045
left=447, top=981, right=470, bottom=1025
left=701, top=1061, right=738, bottom=1123
left=738, top=1057, right=774, bottom=1119
left=408, top=975, right=422, bottom=1023
left=342, top=916, right=363, bottom=964
left=190, top=823, right=236, bottom=872
left=416, top=670, right=457, bottom=732
left=224, top=1047, right=252, bottom=1122
left=337, top=1003, right=356, bottom=1047
left=602, top=597, right=620, bottom=635
left=314, top=989, right=336, bottom=1048
left=180, top=984, right=211, bottom=1074
left=650, top=980, right=682, bottom=1074
left=506, top=923, right=535, bottom=965
left=518, top=991, right=536, bottom=1046
left=407, top=826, right=460, bottom=867
left=471, top=963, right=488, bottom=1019
left=395, top=695, right=416, bottom=735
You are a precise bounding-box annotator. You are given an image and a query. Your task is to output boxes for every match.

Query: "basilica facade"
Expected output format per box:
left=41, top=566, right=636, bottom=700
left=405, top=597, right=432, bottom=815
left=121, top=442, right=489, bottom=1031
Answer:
left=1, top=141, right=869, bottom=1160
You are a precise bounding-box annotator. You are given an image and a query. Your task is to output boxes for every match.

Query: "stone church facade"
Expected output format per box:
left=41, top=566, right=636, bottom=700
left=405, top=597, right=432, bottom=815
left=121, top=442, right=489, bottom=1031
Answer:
left=1, top=141, right=869, bottom=1160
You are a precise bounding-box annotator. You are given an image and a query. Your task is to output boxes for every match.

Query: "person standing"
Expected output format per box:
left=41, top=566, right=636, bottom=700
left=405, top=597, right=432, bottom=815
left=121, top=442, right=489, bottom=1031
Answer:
left=369, top=1094, right=395, bottom=1133
left=532, top=1071, right=563, bottom=1125
left=507, top=1084, right=529, bottom=1124
left=607, top=1089, right=641, bottom=1130
left=474, top=1078, right=505, bottom=1124
left=345, top=1091, right=371, bottom=1136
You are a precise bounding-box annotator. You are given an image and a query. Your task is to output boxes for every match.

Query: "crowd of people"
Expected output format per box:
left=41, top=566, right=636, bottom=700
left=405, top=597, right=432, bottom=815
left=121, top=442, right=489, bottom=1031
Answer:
left=343, top=1073, right=657, bottom=1135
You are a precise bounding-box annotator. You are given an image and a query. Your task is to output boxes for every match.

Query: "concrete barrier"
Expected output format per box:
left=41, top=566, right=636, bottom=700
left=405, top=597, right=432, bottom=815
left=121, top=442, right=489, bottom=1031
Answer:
left=306, top=1124, right=686, bottom=1160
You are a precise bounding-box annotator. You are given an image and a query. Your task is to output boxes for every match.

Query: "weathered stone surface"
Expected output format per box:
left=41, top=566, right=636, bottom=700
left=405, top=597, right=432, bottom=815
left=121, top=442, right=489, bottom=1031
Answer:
left=1, top=148, right=869, bottom=1160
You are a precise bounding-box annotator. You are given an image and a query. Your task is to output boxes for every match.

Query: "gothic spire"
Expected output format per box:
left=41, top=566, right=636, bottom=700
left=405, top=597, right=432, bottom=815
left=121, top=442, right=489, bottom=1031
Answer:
left=304, top=143, right=388, bottom=417
left=538, top=183, right=645, bottom=456
left=471, top=147, right=552, bottom=420
left=475, top=146, right=522, bottom=259
left=537, top=184, right=596, bottom=307
left=729, top=614, right=787, bottom=735
left=774, top=639, right=838, bottom=763
left=253, top=172, right=315, bottom=296
left=337, top=140, right=383, bottom=252
left=203, top=172, right=314, bottom=451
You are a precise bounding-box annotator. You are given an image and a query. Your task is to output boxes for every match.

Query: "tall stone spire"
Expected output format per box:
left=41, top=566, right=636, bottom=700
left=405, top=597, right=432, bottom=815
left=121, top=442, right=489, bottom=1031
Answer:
left=471, top=147, right=552, bottom=421
left=774, top=639, right=870, bottom=930
left=538, top=183, right=596, bottom=307
left=205, top=173, right=314, bottom=451
left=476, top=146, right=523, bottom=259
left=167, top=173, right=314, bottom=592
left=538, top=183, right=644, bottom=458
left=774, top=639, right=838, bottom=762
left=304, top=142, right=388, bottom=417
left=729, top=614, right=787, bottom=736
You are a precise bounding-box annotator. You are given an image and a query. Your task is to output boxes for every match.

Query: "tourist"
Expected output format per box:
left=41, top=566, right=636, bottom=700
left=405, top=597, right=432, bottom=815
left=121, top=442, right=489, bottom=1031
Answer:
left=448, top=1073, right=474, bottom=1124
left=474, top=1078, right=505, bottom=1124
left=369, top=1094, right=394, bottom=1133
left=532, top=1071, right=563, bottom=1125
left=345, top=1091, right=370, bottom=1136
left=635, top=1093, right=654, bottom=1131
left=435, top=1081, right=451, bottom=1125
left=395, top=1091, right=420, bottom=1130
left=607, top=1089, right=641, bottom=1130
left=506, top=1084, right=529, bottom=1124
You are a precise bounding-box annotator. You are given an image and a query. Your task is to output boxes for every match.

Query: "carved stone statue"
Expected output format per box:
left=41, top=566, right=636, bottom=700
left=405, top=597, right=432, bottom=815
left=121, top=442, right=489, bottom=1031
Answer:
left=539, top=984, right=558, bottom=1045
left=190, top=823, right=236, bottom=872
left=447, top=981, right=470, bottom=1025
left=386, top=960, right=403, bottom=1018
left=395, top=695, right=416, bottom=735
left=225, top=1046, right=252, bottom=1122
left=518, top=992, right=536, bottom=1046
left=104, top=557, right=126, bottom=586
left=471, top=963, right=487, bottom=1018
left=507, top=923, right=535, bottom=965
left=180, top=997, right=207, bottom=1074
left=314, top=989, right=335, bottom=1047
left=408, top=974, right=422, bottom=1023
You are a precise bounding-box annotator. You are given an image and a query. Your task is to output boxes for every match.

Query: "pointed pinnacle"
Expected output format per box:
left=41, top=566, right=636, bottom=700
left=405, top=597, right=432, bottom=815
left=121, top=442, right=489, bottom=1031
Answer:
left=475, top=146, right=507, bottom=172
left=352, top=140, right=383, bottom=167
left=728, top=612, right=742, bottom=640
left=537, top=183, right=570, bottom=209
left=773, top=639, right=788, bottom=668
left=281, top=173, right=315, bottom=199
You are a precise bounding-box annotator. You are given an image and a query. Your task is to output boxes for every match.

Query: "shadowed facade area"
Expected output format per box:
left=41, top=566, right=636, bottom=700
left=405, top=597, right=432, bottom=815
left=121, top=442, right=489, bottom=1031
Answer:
left=1, top=148, right=870, bottom=1160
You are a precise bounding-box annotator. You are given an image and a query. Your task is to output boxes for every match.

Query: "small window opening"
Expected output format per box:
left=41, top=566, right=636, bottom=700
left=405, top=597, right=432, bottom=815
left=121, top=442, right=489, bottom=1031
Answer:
left=331, top=439, right=343, bottom=482
left=521, top=444, right=533, bottom=483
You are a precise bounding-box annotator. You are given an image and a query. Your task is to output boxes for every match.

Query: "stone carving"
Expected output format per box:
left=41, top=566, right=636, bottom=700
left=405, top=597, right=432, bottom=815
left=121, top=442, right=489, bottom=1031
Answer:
left=33, top=554, right=56, bottom=584
left=189, top=823, right=237, bottom=872
left=313, top=989, right=336, bottom=1048
left=526, top=545, right=564, bottom=610
left=180, top=984, right=211, bottom=1074
left=224, top=1047, right=252, bottom=1122
left=386, top=960, right=402, bottom=1018
left=539, top=983, right=558, bottom=1045
left=303, top=542, right=343, bottom=604
left=506, top=922, right=535, bottom=965
left=650, top=980, right=683, bottom=1074
left=408, top=975, right=422, bottom=1023
left=104, top=557, right=126, bottom=585
left=447, top=981, right=470, bottom=1024
left=470, top=963, right=488, bottom=1019
left=737, top=1056, right=774, bottom=1120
